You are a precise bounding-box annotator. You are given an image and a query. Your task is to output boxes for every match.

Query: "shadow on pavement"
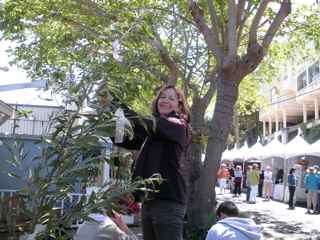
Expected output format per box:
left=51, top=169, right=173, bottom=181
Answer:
left=247, top=211, right=320, bottom=239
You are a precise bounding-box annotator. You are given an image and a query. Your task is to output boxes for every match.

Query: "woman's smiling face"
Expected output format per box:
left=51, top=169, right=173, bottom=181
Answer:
left=157, top=88, right=179, bottom=116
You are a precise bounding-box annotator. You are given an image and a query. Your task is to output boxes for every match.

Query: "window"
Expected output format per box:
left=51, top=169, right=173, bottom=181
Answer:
left=270, top=87, right=278, bottom=103
left=297, top=71, right=307, bottom=90
left=308, top=61, right=320, bottom=83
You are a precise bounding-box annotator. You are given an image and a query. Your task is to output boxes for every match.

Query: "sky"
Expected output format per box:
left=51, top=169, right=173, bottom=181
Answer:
left=0, top=40, right=29, bottom=85
left=0, top=40, right=63, bottom=106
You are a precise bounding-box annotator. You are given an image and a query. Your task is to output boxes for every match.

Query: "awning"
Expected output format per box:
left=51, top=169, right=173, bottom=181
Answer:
left=285, top=134, right=311, bottom=158
left=260, top=137, right=285, bottom=159
left=246, top=139, right=264, bottom=159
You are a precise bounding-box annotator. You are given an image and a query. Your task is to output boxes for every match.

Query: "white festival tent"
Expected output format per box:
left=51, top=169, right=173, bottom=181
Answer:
left=221, top=147, right=238, bottom=161
left=221, top=133, right=316, bottom=161
left=221, top=148, right=231, bottom=160
left=236, top=141, right=250, bottom=160
left=246, top=139, right=264, bottom=159
left=257, top=136, right=286, bottom=159
left=310, top=139, right=320, bottom=157
left=284, top=133, right=312, bottom=159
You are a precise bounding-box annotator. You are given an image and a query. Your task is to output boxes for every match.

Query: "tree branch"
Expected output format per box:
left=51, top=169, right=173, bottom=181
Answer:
left=236, top=0, right=252, bottom=47
left=202, top=70, right=217, bottom=108
left=249, top=0, right=271, bottom=45
left=207, top=0, right=222, bottom=46
left=226, top=0, right=237, bottom=60
left=60, top=16, right=112, bottom=41
left=188, top=0, right=223, bottom=62
left=236, top=0, right=246, bottom=28
left=72, top=0, right=111, bottom=18
left=149, top=29, right=179, bottom=86
left=262, top=0, right=291, bottom=50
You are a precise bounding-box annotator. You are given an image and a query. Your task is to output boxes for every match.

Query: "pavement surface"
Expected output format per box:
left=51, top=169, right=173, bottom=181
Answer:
left=216, top=190, right=320, bottom=240
left=129, top=190, right=320, bottom=240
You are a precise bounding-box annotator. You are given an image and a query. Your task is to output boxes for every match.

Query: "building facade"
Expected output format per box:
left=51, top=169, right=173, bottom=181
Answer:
left=260, top=58, right=320, bottom=139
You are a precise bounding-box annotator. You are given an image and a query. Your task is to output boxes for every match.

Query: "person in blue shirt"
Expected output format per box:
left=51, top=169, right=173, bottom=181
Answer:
left=287, top=168, right=297, bottom=210
left=304, top=166, right=320, bottom=214
left=314, top=165, right=320, bottom=213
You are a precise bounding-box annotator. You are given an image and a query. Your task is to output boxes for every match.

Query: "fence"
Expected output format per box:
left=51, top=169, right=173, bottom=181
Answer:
left=0, top=189, right=135, bottom=229
left=0, top=119, right=54, bottom=136
left=0, top=189, right=86, bottom=229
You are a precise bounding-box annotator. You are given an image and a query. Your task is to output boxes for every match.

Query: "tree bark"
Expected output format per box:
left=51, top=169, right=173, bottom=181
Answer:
left=234, top=109, right=240, bottom=148
left=186, top=96, right=205, bottom=223
left=190, top=71, right=240, bottom=226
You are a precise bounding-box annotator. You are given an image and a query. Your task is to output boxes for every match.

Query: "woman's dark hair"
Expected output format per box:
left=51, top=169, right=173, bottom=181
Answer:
left=151, top=85, right=190, bottom=121
left=289, top=168, right=295, bottom=174
left=216, top=201, right=239, bottom=218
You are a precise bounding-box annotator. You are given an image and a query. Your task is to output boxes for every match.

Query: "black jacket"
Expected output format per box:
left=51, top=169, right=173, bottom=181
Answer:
left=117, top=112, right=189, bottom=204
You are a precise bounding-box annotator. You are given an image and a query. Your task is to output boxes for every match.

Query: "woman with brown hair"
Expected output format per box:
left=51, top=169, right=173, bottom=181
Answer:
left=116, top=85, right=191, bottom=240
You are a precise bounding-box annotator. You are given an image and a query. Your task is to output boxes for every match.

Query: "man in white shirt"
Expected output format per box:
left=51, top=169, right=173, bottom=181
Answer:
left=206, top=201, right=262, bottom=240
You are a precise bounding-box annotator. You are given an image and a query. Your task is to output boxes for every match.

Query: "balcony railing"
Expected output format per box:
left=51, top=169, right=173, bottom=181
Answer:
left=0, top=118, right=54, bottom=136
left=298, top=73, right=320, bottom=95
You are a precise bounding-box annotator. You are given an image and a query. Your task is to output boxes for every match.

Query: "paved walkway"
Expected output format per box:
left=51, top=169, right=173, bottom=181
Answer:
left=129, top=191, right=320, bottom=240
left=216, top=190, right=320, bottom=240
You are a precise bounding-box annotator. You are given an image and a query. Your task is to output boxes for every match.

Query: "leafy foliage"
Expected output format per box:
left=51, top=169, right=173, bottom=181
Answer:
left=3, top=80, right=161, bottom=239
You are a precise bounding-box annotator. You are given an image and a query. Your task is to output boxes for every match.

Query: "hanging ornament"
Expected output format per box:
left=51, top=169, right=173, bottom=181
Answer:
left=114, top=108, right=125, bottom=143
left=112, top=39, right=123, bottom=62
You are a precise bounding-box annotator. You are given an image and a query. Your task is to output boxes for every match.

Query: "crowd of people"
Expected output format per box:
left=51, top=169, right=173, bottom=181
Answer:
left=217, top=162, right=320, bottom=214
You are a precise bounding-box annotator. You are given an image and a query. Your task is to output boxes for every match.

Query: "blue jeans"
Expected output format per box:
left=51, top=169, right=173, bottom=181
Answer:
left=246, top=186, right=251, bottom=202
left=141, top=200, right=186, bottom=240
left=317, top=192, right=320, bottom=211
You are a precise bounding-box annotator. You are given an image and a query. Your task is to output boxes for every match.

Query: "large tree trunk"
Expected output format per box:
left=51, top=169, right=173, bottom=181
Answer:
left=186, top=96, right=205, bottom=224
left=233, top=109, right=240, bottom=148
left=190, top=71, right=240, bottom=226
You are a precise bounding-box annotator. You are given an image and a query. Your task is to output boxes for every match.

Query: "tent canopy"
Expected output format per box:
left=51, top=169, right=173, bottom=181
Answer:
left=285, top=134, right=311, bottom=158
left=246, top=140, right=264, bottom=159
left=260, top=137, right=285, bottom=159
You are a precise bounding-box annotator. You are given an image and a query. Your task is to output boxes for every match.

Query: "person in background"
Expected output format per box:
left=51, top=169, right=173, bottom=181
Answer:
left=304, top=166, right=319, bottom=214
left=263, top=166, right=273, bottom=201
left=205, top=201, right=262, bottom=240
left=275, top=169, right=284, bottom=184
left=248, top=164, right=260, bottom=204
left=258, top=170, right=264, bottom=198
left=75, top=210, right=138, bottom=240
left=233, top=165, right=243, bottom=198
left=217, top=164, right=230, bottom=194
left=287, top=168, right=297, bottom=210
left=315, top=165, right=320, bottom=214
left=74, top=192, right=140, bottom=240
left=228, top=165, right=235, bottom=192
left=245, top=166, right=252, bottom=202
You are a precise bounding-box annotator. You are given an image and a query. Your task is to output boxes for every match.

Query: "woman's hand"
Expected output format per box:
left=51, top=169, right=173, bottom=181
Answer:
left=166, top=117, right=185, bottom=125
left=111, top=210, right=130, bottom=234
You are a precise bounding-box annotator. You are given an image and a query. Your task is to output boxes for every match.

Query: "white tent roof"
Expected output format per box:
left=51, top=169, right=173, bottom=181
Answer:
left=246, top=140, right=264, bottom=159
left=236, top=141, right=249, bottom=160
left=310, top=139, right=320, bottom=157
left=221, top=148, right=231, bottom=160
left=260, top=137, right=285, bottom=158
left=222, top=146, right=244, bottom=161
left=222, top=147, right=236, bottom=160
left=285, top=134, right=311, bottom=158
